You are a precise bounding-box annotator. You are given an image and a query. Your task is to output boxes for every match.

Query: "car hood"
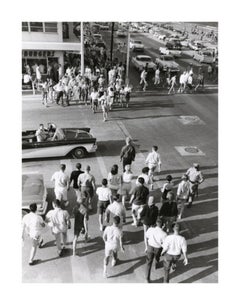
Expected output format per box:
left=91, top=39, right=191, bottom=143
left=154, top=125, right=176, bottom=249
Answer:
left=22, top=174, right=46, bottom=206
left=162, top=61, right=179, bottom=68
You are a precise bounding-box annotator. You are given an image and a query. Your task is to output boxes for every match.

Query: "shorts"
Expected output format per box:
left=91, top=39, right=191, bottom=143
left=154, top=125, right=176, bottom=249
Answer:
left=81, top=186, right=94, bottom=199
left=105, top=243, right=118, bottom=257
left=74, top=214, right=85, bottom=236
left=97, top=200, right=110, bottom=215
left=132, top=203, right=143, bottom=218
left=54, top=188, right=68, bottom=201
left=119, top=182, right=132, bottom=196
left=30, top=235, right=41, bottom=247
left=74, top=188, right=82, bottom=202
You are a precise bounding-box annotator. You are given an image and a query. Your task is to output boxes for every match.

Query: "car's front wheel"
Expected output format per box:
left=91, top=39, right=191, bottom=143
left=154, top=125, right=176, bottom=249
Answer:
left=72, top=147, right=86, bottom=159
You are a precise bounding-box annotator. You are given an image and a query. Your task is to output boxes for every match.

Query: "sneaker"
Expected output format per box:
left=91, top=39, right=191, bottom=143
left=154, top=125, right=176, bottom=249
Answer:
left=100, top=225, right=104, bottom=231
left=38, top=239, right=44, bottom=248
left=131, top=222, right=137, bottom=227
left=111, top=259, right=117, bottom=267
left=29, top=260, right=35, bottom=266
left=58, top=250, right=63, bottom=257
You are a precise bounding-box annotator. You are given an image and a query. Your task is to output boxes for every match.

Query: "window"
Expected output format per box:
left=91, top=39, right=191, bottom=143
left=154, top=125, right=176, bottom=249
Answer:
left=30, top=22, right=43, bottom=32
left=44, top=22, right=58, bottom=33
left=22, top=22, right=29, bottom=31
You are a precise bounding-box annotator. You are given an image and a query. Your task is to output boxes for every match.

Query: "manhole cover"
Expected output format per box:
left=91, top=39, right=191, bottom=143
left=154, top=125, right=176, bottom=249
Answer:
left=184, top=147, right=199, bottom=153
left=175, top=146, right=205, bottom=156
left=178, top=116, right=205, bottom=125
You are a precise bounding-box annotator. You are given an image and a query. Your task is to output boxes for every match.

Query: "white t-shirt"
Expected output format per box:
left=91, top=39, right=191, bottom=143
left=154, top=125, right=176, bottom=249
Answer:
left=91, top=91, right=99, bottom=100
left=96, top=186, right=112, bottom=201
left=177, top=180, right=190, bottom=199
left=136, top=173, right=151, bottom=188
left=103, top=225, right=123, bottom=251
left=122, top=172, right=133, bottom=183
left=107, top=201, right=126, bottom=219
left=22, top=212, right=44, bottom=239
left=162, top=234, right=187, bottom=255
left=51, top=171, right=70, bottom=190
left=146, top=151, right=161, bottom=168
left=146, top=226, right=167, bottom=248
left=46, top=207, right=70, bottom=234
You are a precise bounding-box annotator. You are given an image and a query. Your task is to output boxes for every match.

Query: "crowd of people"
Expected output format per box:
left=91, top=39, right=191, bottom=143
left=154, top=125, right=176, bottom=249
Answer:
left=22, top=137, right=204, bottom=283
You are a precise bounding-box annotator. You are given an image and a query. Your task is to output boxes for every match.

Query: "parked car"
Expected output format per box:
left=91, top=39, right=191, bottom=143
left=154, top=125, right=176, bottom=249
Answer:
left=129, top=40, right=144, bottom=51
left=116, top=29, right=127, bottom=37
left=158, top=34, right=166, bottom=40
left=155, top=55, right=180, bottom=72
left=22, top=125, right=97, bottom=159
left=159, top=47, right=182, bottom=58
left=166, top=40, right=182, bottom=50
left=188, top=40, right=205, bottom=51
left=131, top=55, right=156, bottom=71
left=22, top=173, right=48, bottom=217
left=193, top=50, right=215, bottom=63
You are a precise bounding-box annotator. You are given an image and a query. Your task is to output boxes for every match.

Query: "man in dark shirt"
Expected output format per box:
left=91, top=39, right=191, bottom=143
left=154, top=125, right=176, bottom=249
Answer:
left=159, top=191, right=178, bottom=233
left=120, top=137, right=136, bottom=172
left=70, top=163, right=84, bottom=203
left=129, top=177, right=149, bottom=227
left=140, top=196, right=159, bottom=252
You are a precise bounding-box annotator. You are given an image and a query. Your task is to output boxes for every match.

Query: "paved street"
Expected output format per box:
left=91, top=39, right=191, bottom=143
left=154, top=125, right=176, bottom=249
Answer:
left=22, top=89, right=218, bottom=283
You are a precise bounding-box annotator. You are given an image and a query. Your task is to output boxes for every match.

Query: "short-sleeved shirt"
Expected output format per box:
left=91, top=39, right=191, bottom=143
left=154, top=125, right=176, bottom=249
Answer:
left=140, top=205, right=159, bottom=226
left=96, top=186, right=112, bottom=201
left=22, top=212, right=44, bottom=239
left=145, top=151, right=161, bottom=168
left=186, top=167, right=203, bottom=184
left=131, top=185, right=149, bottom=206
left=35, top=129, right=48, bottom=142
left=177, top=180, right=190, bottom=199
left=107, top=173, right=121, bottom=190
left=162, top=234, right=187, bottom=256
left=78, top=172, right=95, bottom=188
left=103, top=225, right=123, bottom=251
left=51, top=171, right=70, bottom=190
left=122, top=172, right=133, bottom=183
left=46, top=207, right=70, bottom=234
left=107, top=201, right=126, bottom=221
left=70, top=170, right=84, bottom=189
left=146, top=227, right=167, bottom=248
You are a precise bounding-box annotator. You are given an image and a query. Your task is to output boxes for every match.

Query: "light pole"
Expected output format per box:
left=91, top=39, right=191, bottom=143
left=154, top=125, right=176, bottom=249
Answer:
left=125, top=23, right=130, bottom=85
left=110, top=22, right=115, bottom=65
left=81, top=22, right=84, bottom=76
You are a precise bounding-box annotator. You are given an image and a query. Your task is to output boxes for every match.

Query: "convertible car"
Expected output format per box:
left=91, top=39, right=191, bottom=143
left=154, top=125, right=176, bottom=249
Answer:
left=22, top=173, right=48, bottom=217
left=22, top=125, right=97, bottom=159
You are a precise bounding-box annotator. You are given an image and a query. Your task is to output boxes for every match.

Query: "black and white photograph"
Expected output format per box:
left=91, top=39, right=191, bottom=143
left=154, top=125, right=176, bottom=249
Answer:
left=21, top=20, right=218, bottom=283
left=1, top=0, right=239, bottom=304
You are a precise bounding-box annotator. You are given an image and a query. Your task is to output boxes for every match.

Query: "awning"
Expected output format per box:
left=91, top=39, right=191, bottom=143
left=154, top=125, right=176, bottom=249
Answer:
left=22, top=41, right=81, bottom=52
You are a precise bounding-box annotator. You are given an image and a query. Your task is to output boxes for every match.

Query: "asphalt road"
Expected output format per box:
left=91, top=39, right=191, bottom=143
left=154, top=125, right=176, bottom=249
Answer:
left=22, top=88, right=218, bottom=283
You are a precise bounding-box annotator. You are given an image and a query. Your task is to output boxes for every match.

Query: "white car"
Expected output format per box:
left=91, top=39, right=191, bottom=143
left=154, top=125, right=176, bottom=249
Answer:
left=188, top=40, right=205, bottom=51
left=129, top=40, right=144, bottom=51
left=131, top=55, right=156, bottom=71
left=158, top=34, right=166, bottom=40
left=116, top=29, right=127, bottom=37
left=159, top=47, right=182, bottom=58
left=155, top=55, right=180, bottom=72
left=193, top=50, right=215, bottom=63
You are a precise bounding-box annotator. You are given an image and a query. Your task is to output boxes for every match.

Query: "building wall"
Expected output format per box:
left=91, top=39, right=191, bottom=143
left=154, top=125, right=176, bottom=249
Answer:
left=22, top=22, right=63, bottom=42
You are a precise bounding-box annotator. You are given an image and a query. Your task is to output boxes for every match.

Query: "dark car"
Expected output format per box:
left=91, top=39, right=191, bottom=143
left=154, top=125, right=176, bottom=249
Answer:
left=166, top=40, right=182, bottom=50
left=22, top=125, right=97, bottom=159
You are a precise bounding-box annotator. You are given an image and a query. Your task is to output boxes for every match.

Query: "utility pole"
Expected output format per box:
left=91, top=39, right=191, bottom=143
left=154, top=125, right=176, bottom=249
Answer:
left=110, top=22, right=115, bottom=65
left=125, top=23, right=130, bottom=84
left=81, top=22, right=84, bottom=76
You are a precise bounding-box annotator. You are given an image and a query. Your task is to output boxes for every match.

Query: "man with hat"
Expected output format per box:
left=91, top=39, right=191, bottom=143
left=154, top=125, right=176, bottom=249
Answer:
left=161, top=223, right=188, bottom=283
left=186, top=163, right=204, bottom=208
left=145, top=216, right=167, bottom=283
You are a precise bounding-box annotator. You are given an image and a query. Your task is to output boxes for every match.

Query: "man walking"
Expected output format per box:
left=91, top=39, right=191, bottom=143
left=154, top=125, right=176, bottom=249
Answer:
left=145, top=145, right=162, bottom=183
left=51, top=164, right=70, bottom=207
left=96, top=178, right=112, bottom=231
left=120, top=137, right=136, bottom=172
left=186, top=163, right=204, bottom=208
left=70, top=163, right=84, bottom=203
left=129, top=177, right=149, bottom=227
left=161, top=223, right=188, bottom=283
left=105, top=194, right=126, bottom=227
left=103, top=216, right=124, bottom=278
left=45, top=199, right=71, bottom=256
left=78, top=165, right=96, bottom=210
left=145, top=217, right=167, bottom=283
left=22, top=203, right=45, bottom=265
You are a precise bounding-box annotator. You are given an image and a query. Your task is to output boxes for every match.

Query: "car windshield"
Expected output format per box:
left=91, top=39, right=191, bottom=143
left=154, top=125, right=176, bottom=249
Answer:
left=137, top=57, right=151, bottom=62
left=202, top=52, right=212, bottom=56
left=134, top=41, right=142, bottom=44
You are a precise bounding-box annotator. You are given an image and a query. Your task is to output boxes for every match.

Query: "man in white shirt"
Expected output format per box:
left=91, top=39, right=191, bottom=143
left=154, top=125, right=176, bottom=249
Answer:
left=96, top=179, right=112, bottom=231
left=176, top=174, right=191, bottom=219
left=161, top=223, right=188, bottom=283
left=103, top=216, right=124, bottom=278
left=145, top=217, right=167, bottom=282
left=186, top=163, right=204, bottom=207
left=35, top=124, right=48, bottom=142
left=145, top=145, right=161, bottom=180
left=136, top=167, right=153, bottom=190
left=45, top=199, right=70, bottom=256
left=22, top=203, right=45, bottom=265
left=51, top=164, right=70, bottom=207
left=105, top=194, right=126, bottom=227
